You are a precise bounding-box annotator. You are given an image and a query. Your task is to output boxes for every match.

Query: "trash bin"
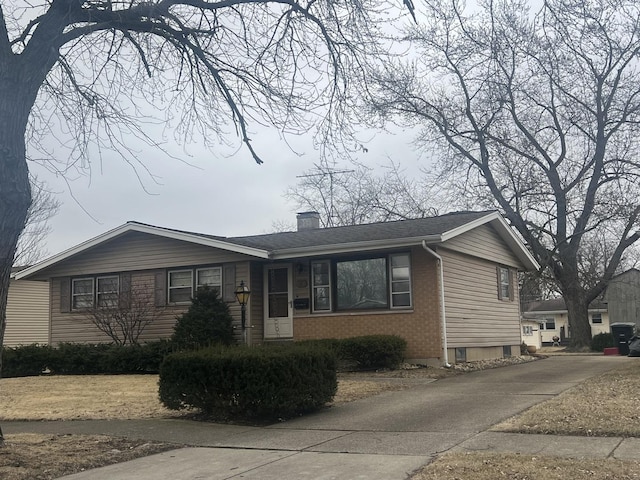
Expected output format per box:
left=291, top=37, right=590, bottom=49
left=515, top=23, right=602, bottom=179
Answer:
left=610, top=323, right=636, bottom=356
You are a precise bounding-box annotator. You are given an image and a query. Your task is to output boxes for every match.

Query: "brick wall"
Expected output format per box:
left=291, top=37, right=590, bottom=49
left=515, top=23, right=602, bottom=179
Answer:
left=293, top=247, right=443, bottom=361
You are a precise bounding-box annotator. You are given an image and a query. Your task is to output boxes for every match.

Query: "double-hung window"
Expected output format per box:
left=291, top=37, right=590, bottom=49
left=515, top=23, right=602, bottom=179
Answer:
left=497, top=266, right=512, bottom=301
left=168, top=266, right=223, bottom=304
left=196, top=267, right=222, bottom=294
left=311, top=253, right=412, bottom=312
left=312, top=261, right=331, bottom=312
left=97, top=276, right=119, bottom=308
left=591, top=313, right=602, bottom=324
left=72, top=278, right=94, bottom=309
left=168, top=270, right=193, bottom=304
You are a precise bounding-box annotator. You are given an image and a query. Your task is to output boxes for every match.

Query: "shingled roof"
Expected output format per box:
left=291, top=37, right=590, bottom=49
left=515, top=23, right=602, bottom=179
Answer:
left=16, top=210, right=539, bottom=280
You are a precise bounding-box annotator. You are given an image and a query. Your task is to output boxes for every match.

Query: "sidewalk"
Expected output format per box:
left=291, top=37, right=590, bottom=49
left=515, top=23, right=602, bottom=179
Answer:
left=4, top=356, right=634, bottom=479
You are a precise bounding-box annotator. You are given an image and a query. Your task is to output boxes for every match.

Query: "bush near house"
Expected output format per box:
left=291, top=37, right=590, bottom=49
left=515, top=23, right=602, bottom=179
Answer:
left=170, top=286, right=235, bottom=350
left=159, top=345, right=337, bottom=420
left=297, top=335, right=407, bottom=370
left=591, top=332, right=615, bottom=352
left=1, top=341, right=173, bottom=377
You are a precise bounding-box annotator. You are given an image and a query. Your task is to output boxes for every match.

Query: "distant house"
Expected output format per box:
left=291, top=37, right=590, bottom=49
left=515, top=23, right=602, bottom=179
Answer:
left=16, top=210, right=539, bottom=365
left=603, top=268, right=640, bottom=330
left=523, top=298, right=609, bottom=345
left=5, top=268, right=50, bottom=346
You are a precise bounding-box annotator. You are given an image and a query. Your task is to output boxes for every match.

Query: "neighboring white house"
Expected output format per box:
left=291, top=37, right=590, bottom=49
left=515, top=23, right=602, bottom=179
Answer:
left=523, top=297, right=609, bottom=345
left=5, top=271, right=50, bottom=346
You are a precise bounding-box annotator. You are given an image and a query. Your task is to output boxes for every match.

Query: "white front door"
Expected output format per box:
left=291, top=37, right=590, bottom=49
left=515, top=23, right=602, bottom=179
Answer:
left=264, top=265, right=293, bottom=339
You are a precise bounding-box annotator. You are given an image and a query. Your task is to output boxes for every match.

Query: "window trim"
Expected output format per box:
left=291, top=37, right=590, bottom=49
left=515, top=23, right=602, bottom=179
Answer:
left=497, top=266, right=513, bottom=301
left=96, top=275, right=119, bottom=308
left=310, top=252, right=412, bottom=313
left=311, top=260, right=332, bottom=313
left=591, top=313, right=603, bottom=324
left=71, top=277, right=95, bottom=310
left=168, top=269, right=194, bottom=304
left=196, top=266, right=223, bottom=294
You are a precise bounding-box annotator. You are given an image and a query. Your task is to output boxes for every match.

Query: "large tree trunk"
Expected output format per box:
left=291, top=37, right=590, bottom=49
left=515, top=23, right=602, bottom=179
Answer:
left=0, top=74, right=35, bottom=447
left=563, top=287, right=592, bottom=349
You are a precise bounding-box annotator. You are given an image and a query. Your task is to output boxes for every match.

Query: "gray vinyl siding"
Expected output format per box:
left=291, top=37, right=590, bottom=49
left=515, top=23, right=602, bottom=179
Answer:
left=440, top=248, right=521, bottom=348
left=50, top=263, right=252, bottom=345
left=5, top=279, right=50, bottom=346
left=442, top=224, right=522, bottom=268
left=29, top=231, right=251, bottom=280
left=604, top=269, right=640, bottom=327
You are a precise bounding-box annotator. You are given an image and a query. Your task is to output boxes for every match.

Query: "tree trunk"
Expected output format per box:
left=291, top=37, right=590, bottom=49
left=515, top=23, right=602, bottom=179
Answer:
left=564, top=289, right=592, bottom=349
left=0, top=73, right=36, bottom=447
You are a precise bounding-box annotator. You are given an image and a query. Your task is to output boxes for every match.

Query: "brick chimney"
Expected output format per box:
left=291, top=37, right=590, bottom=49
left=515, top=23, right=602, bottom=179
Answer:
left=297, top=211, right=321, bottom=231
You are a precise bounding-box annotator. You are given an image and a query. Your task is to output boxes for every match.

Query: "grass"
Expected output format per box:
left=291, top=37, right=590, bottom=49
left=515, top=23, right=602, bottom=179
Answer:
left=0, top=373, right=407, bottom=479
left=1, top=357, right=638, bottom=480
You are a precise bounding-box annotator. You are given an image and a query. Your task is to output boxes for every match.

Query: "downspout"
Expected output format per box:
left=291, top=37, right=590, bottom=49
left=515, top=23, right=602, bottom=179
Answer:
left=422, top=241, right=451, bottom=367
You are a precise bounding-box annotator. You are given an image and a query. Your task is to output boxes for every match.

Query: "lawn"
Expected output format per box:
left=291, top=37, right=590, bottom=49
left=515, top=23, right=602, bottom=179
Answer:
left=1, top=357, right=638, bottom=479
left=412, top=361, right=640, bottom=480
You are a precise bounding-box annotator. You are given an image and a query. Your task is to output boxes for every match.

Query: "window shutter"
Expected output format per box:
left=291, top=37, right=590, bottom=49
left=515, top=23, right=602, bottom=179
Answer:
left=60, top=277, right=71, bottom=313
left=508, top=268, right=515, bottom=302
left=154, top=270, right=166, bottom=307
left=223, top=264, right=236, bottom=302
left=119, top=273, right=132, bottom=309
left=496, top=266, right=504, bottom=300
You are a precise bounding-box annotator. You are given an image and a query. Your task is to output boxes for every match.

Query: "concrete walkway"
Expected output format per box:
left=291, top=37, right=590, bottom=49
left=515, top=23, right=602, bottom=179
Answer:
left=5, top=355, right=636, bottom=479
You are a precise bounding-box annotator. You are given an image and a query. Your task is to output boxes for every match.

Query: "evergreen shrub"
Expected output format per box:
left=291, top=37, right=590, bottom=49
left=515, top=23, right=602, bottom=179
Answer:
left=591, top=332, right=615, bottom=352
left=338, top=335, right=407, bottom=369
left=1, top=340, right=173, bottom=377
left=171, top=287, right=235, bottom=349
left=159, top=345, right=337, bottom=420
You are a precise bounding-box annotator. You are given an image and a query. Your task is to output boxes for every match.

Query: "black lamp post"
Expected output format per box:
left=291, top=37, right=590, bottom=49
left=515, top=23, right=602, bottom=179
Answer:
left=234, top=280, right=251, bottom=344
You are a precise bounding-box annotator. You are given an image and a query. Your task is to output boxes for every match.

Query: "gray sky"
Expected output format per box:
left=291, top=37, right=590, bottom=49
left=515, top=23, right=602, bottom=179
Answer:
left=31, top=126, right=426, bottom=257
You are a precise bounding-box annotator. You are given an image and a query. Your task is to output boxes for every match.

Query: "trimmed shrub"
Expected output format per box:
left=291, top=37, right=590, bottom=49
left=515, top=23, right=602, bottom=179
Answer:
left=591, top=332, right=615, bottom=352
left=339, top=335, right=407, bottom=370
left=1, top=340, right=173, bottom=377
left=159, top=345, right=337, bottom=420
left=1, top=344, right=53, bottom=377
left=171, top=287, right=235, bottom=349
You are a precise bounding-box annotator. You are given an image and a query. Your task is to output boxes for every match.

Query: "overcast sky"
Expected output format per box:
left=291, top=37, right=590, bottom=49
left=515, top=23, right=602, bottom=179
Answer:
left=30, top=125, right=427, bottom=258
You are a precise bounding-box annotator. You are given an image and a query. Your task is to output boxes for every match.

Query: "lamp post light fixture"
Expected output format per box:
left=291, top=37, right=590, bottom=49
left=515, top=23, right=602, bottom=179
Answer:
left=234, top=280, right=251, bottom=344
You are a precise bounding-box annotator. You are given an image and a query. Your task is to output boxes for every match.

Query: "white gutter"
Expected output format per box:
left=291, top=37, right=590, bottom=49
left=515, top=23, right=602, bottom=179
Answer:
left=422, top=241, right=451, bottom=367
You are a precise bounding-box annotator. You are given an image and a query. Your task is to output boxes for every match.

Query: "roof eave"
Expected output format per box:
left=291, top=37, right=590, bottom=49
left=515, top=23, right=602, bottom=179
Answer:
left=15, top=222, right=270, bottom=280
left=270, top=235, right=443, bottom=259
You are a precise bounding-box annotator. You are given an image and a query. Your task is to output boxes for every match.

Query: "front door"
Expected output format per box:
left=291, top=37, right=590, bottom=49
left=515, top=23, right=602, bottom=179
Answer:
left=264, top=265, right=293, bottom=339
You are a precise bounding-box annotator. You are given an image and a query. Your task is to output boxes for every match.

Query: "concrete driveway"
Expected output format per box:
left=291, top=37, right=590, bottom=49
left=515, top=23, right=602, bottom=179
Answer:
left=5, top=355, right=632, bottom=480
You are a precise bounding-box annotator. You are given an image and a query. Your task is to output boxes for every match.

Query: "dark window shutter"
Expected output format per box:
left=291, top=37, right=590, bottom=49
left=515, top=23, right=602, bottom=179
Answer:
left=119, top=273, right=132, bottom=309
left=60, top=277, right=71, bottom=313
left=508, top=268, right=515, bottom=302
left=154, top=270, right=166, bottom=306
left=496, top=266, right=503, bottom=300
left=223, top=264, right=236, bottom=302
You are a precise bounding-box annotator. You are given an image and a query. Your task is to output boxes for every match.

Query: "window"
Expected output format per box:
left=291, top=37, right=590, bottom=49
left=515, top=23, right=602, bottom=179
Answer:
left=455, top=347, right=467, bottom=363
left=522, top=325, right=533, bottom=336
left=311, top=253, right=412, bottom=312
left=72, top=278, right=94, bottom=309
left=591, top=313, right=602, bottom=324
left=168, top=270, right=193, bottom=304
left=497, top=266, right=512, bottom=301
left=537, top=319, right=557, bottom=331
left=337, top=257, right=387, bottom=310
left=97, top=276, right=119, bottom=308
left=312, top=261, right=331, bottom=312
left=503, top=345, right=512, bottom=357
left=196, top=267, right=222, bottom=294
left=390, top=254, right=412, bottom=307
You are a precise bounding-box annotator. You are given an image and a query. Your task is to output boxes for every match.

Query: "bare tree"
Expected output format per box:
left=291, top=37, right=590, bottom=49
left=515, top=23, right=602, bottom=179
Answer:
left=371, top=0, right=640, bottom=348
left=84, top=282, right=164, bottom=346
left=14, top=177, right=60, bottom=267
left=0, top=0, right=412, bottom=445
left=286, top=160, right=438, bottom=227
